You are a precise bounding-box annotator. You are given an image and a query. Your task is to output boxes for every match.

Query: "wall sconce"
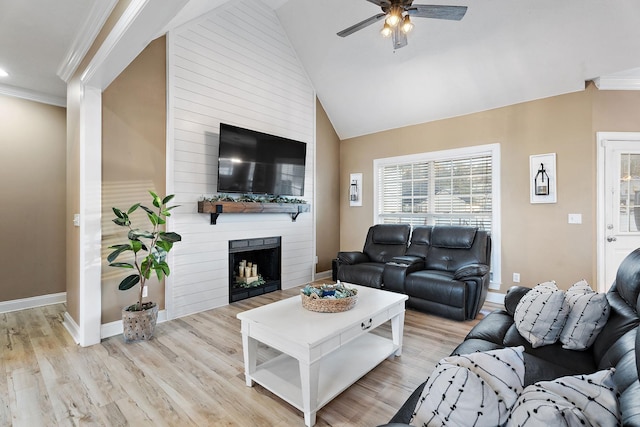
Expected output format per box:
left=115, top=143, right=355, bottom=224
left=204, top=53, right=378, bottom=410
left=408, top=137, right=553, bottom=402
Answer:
left=350, top=173, right=363, bottom=207
left=530, top=153, right=557, bottom=204
left=534, top=163, right=550, bottom=195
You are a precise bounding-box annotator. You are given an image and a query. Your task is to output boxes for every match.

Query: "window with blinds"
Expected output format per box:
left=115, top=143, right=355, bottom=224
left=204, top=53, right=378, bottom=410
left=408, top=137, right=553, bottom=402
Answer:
left=377, top=155, right=492, bottom=230
left=374, top=144, right=501, bottom=285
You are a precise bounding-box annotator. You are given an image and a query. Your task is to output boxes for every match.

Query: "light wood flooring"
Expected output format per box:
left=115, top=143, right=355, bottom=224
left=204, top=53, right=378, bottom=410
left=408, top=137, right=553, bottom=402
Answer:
left=0, top=285, right=497, bottom=426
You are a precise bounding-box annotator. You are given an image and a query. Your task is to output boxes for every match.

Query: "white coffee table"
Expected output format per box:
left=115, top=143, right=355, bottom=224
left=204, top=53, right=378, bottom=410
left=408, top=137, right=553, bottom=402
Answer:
left=236, top=284, right=408, bottom=426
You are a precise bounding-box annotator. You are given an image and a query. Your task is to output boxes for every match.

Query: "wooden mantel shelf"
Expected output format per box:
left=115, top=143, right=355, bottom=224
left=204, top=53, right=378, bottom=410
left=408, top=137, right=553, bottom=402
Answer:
left=198, top=201, right=310, bottom=225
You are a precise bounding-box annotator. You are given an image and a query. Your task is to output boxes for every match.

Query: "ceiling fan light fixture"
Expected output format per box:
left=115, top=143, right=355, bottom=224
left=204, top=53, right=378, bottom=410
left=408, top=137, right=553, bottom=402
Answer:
left=385, top=6, right=403, bottom=27
left=380, top=22, right=393, bottom=37
left=401, top=15, right=414, bottom=34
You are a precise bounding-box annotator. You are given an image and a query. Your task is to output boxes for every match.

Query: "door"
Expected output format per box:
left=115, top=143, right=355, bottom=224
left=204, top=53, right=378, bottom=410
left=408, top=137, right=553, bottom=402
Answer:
left=599, top=133, right=640, bottom=291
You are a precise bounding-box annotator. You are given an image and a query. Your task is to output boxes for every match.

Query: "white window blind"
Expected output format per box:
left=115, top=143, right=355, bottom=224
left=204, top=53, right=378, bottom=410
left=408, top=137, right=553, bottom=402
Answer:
left=377, top=155, right=492, bottom=231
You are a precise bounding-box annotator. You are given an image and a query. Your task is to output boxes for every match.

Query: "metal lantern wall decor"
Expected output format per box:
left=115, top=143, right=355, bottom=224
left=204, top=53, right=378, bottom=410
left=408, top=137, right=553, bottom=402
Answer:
left=350, top=173, right=363, bottom=207
left=534, top=163, right=550, bottom=196
left=530, top=153, right=557, bottom=204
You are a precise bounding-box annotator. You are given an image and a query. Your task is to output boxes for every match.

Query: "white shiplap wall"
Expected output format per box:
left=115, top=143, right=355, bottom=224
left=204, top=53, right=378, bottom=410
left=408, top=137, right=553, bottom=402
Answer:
left=167, top=0, right=315, bottom=319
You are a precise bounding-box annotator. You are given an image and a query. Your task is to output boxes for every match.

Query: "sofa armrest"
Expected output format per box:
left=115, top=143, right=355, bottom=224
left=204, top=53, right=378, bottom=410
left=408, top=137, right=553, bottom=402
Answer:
left=388, top=255, right=425, bottom=267
left=453, top=263, right=489, bottom=280
left=504, top=285, right=532, bottom=316
left=383, top=256, right=425, bottom=293
left=337, top=251, right=369, bottom=265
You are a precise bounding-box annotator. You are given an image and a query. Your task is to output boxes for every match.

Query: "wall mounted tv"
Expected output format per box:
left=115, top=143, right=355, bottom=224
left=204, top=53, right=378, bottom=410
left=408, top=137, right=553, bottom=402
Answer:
left=217, top=123, right=307, bottom=197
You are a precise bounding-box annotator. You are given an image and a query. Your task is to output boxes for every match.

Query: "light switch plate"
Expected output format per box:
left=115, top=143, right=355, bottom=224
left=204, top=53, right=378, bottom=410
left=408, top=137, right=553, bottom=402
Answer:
left=568, top=213, right=582, bottom=224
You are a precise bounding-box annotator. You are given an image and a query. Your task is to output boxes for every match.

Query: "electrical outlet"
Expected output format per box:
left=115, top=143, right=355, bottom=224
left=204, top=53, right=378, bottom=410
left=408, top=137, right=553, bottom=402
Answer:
left=142, top=286, right=148, bottom=298
left=513, top=273, right=520, bottom=283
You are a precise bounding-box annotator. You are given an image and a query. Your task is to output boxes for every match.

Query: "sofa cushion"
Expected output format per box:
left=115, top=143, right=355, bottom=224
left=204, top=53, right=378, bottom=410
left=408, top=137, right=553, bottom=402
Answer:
left=412, top=346, right=525, bottom=427
left=431, top=226, right=477, bottom=249
left=514, top=281, right=570, bottom=348
left=614, top=247, right=640, bottom=308
left=506, top=369, right=620, bottom=427
left=560, top=280, right=610, bottom=350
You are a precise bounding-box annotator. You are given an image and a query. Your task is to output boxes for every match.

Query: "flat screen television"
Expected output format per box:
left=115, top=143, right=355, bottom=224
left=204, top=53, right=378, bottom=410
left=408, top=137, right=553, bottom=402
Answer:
left=217, top=123, right=307, bottom=197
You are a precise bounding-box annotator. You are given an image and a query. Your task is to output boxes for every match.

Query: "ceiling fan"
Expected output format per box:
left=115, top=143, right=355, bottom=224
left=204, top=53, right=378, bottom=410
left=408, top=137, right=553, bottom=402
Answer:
left=337, top=0, right=467, bottom=49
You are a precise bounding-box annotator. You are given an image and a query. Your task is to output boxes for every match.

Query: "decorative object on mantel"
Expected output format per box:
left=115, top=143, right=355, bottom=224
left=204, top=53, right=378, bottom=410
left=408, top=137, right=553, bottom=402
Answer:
left=198, top=194, right=310, bottom=224
left=530, top=153, right=557, bottom=204
left=108, top=191, right=182, bottom=343
left=300, top=282, right=358, bottom=313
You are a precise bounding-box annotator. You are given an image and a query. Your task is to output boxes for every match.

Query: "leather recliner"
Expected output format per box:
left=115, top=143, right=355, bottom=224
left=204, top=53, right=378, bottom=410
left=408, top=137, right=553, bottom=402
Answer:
left=383, top=225, right=491, bottom=320
left=335, top=224, right=411, bottom=288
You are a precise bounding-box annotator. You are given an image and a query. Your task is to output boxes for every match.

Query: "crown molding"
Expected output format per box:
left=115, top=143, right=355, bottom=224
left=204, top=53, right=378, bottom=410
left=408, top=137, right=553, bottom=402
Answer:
left=56, top=0, right=118, bottom=83
left=593, top=76, right=640, bottom=91
left=0, top=84, right=65, bottom=107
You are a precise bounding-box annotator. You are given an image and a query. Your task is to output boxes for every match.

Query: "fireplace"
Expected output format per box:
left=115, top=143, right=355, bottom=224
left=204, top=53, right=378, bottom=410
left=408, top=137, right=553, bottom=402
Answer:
left=228, top=236, right=281, bottom=303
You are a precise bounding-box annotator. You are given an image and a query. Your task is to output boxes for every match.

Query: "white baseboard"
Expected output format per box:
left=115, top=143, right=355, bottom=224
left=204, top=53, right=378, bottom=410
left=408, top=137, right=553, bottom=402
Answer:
left=485, top=291, right=505, bottom=305
left=314, top=270, right=332, bottom=280
left=0, top=292, right=66, bottom=314
left=63, top=311, right=81, bottom=344
left=100, top=309, right=168, bottom=339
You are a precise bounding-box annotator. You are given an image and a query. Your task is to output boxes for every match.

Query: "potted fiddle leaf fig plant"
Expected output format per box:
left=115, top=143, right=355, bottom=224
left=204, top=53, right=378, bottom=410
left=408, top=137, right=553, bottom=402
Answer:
left=108, top=191, right=182, bottom=342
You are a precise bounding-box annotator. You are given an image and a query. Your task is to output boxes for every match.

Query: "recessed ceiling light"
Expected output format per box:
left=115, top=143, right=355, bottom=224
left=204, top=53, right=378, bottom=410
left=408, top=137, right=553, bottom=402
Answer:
left=0, top=68, right=8, bottom=77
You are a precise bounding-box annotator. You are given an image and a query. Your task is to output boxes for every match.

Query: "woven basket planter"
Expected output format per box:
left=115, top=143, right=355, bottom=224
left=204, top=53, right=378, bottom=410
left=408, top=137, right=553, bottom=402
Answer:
left=122, top=303, right=159, bottom=343
left=301, top=285, right=358, bottom=313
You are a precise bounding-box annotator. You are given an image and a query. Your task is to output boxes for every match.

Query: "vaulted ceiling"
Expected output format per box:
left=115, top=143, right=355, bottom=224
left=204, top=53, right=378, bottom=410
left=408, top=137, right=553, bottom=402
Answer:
left=2, top=0, right=640, bottom=138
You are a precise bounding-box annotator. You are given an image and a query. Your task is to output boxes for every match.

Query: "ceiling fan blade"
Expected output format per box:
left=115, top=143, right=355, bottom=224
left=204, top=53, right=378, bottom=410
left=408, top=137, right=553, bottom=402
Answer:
left=365, top=0, right=391, bottom=6
left=408, top=5, right=467, bottom=21
left=392, top=26, right=408, bottom=49
left=337, top=13, right=387, bottom=37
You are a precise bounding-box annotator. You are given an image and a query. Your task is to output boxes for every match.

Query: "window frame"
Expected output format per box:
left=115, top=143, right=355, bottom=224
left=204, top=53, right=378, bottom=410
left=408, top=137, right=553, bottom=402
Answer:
left=373, top=143, right=501, bottom=288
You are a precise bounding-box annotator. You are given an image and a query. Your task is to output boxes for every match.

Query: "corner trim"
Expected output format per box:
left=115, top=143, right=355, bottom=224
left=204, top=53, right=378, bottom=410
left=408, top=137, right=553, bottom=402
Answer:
left=63, top=312, right=81, bottom=344
left=0, top=292, right=66, bottom=314
left=57, top=0, right=118, bottom=83
left=314, top=270, right=332, bottom=280
left=485, top=291, right=505, bottom=305
left=0, top=84, right=66, bottom=107
left=100, top=309, right=168, bottom=339
left=594, top=76, right=640, bottom=91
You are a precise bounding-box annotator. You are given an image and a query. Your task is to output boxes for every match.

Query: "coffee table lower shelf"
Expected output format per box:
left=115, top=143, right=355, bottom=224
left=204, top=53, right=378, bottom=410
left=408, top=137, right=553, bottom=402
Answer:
left=250, top=333, right=397, bottom=417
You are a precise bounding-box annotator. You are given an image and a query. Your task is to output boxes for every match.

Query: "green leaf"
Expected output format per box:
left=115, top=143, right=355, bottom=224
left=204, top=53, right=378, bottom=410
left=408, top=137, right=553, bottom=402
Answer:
left=131, top=240, right=143, bottom=253
left=129, top=229, right=154, bottom=240
left=157, top=217, right=166, bottom=225
left=162, top=194, right=175, bottom=205
left=127, top=203, right=140, bottom=214
left=109, top=262, right=134, bottom=269
left=107, top=245, right=132, bottom=263
left=118, top=274, right=140, bottom=291
left=156, top=240, right=173, bottom=252
left=159, top=232, right=182, bottom=243
left=112, top=217, right=129, bottom=227
left=140, top=205, right=154, bottom=216
left=148, top=213, right=159, bottom=226
left=141, top=259, right=153, bottom=279
left=149, top=190, right=158, bottom=200
left=112, top=207, right=124, bottom=219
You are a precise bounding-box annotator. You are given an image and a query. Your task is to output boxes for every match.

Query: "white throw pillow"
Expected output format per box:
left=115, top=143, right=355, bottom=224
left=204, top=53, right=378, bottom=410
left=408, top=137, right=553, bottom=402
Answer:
left=559, top=280, right=610, bottom=350
left=412, top=346, right=525, bottom=427
left=514, top=281, right=569, bottom=348
left=506, top=368, right=620, bottom=427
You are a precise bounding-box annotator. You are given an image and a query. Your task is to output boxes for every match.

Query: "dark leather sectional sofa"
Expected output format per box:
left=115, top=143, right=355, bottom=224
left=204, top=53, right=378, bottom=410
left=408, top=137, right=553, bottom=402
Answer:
left=380, top=247, right=640, bottom=426
left=334, top=224, right=491, bottom=320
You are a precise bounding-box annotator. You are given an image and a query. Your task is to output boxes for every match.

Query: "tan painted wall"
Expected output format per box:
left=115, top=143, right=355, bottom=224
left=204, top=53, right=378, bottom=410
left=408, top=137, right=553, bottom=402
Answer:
left=0, top=95, right=66, bottom=301
left=340, top=86, right=608, bottom=293
left=66, top=0, right=133, bottom=323
left=101, top=36, right=167, bottom=323
left=315, top=99, right=341, bottom=273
